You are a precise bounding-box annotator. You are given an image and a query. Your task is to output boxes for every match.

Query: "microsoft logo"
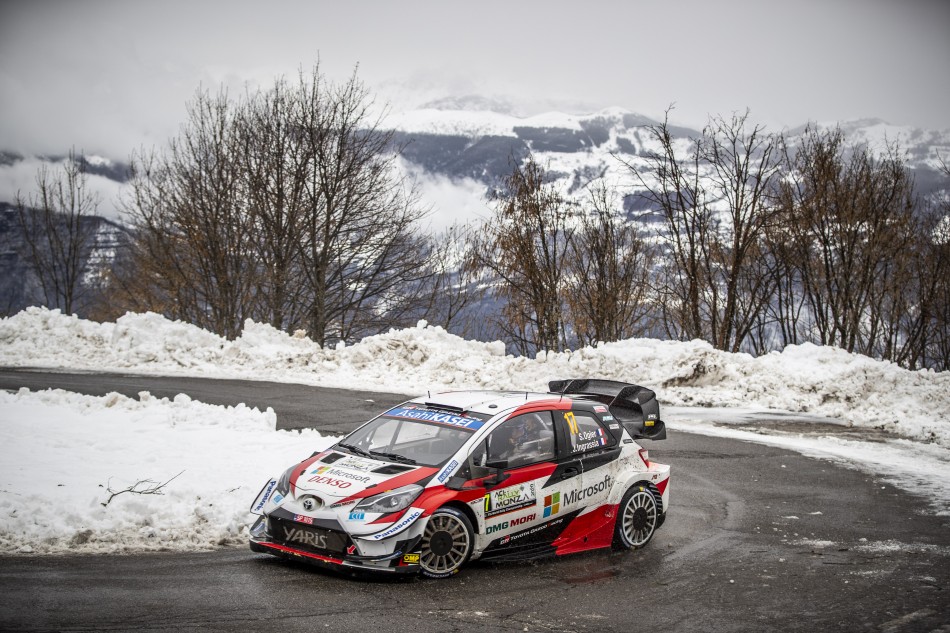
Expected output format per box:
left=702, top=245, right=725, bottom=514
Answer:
left=543, top=492, right=560, bottom=518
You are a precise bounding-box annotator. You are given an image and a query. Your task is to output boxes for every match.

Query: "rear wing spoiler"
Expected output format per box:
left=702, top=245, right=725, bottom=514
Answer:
left=549, top=378, right=666, bottom=441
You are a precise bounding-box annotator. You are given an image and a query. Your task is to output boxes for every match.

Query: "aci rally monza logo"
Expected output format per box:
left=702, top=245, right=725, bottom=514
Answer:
left=484, top=483, right=536, bottom=518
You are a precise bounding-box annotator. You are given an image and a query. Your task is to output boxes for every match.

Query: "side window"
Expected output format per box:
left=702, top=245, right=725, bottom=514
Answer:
left=562, top=411, right=614, bottom=454
left=484, top=412, right=556, bottom=469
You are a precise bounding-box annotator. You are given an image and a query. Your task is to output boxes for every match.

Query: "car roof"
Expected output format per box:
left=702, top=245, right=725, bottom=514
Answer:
left=412, top=390, right=568, bottom=417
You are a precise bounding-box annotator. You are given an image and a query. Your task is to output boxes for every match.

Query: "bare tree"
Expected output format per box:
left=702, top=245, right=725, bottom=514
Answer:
left=238, top=78, right=311, bottom=332
left=470, top=156, right=573, bottom=354
left=292, top=67, right=430, bottom=344
left=926, top=218, right=950, bottom=370
left=700, top=112, right=782, bottom=352
left=623, top=110, right=781, bottom=352
left=623, top=113, right=709, bottom=342
left=118, top=66, right=433, bottom=343
left=772, top=126, right=917, bottom=356
left=15, top=148, right=101, bottom=314
left=565, top=182, right=656, bottom=346
left=120, top=89, right=257, bottom=339
left=873, top=204, right=941, bottom=369
left=914, top=157, right=950, bottom=370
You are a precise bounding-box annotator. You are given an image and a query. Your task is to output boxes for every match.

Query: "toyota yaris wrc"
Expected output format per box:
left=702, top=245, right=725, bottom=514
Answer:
left=249, top=378, right=670, bottom=578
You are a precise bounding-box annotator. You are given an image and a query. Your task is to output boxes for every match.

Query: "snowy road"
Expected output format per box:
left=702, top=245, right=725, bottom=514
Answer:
left=1, top=372, right=948, bottom=632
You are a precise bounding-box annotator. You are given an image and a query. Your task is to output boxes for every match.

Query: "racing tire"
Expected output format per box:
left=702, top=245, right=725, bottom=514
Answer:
left=419, top=507, right=474, bottom=579
left=613, top=485, right=659, bottom=550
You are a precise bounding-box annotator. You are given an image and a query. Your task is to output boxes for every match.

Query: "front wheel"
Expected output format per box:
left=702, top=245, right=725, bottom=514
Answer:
left=614, top=485, right=658, bottom=549
left=419, top=507, right=473, bottom=578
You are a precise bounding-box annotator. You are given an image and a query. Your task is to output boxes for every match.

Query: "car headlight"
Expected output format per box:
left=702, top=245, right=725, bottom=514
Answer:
left=354, top=484, right=423, bottom=514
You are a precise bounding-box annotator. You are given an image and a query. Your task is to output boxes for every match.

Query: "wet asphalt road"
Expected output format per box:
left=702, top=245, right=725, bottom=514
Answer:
left=0, top=369, right=948, bottom=632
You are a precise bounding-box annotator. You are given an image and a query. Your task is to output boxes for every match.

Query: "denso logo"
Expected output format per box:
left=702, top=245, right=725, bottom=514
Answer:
left=306, top=475, right=353, bottom=488
left=283, top=526, right=327, bottom=549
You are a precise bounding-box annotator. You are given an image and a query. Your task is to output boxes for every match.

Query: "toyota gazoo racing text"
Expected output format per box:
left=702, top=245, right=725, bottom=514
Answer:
left=249, top=378, right=670, bottom=578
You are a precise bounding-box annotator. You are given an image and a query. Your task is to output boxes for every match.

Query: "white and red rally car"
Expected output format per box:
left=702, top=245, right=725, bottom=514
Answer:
left=249, top=378, right=669, bottom=578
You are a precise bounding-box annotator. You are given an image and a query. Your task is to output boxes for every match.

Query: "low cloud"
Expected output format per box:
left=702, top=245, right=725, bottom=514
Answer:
left=0, top=158, right=128, bottom=221
left=405, top=162, right=492, bottom=233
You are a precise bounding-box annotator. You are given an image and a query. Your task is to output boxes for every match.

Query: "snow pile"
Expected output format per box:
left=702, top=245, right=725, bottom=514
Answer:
left=2, top=307, right=948, bottom=446
left=0, top=388, right=331, bottom=554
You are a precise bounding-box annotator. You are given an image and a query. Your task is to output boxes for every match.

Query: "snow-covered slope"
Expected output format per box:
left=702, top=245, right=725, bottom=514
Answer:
left=0, top=387, right=331, bottom=554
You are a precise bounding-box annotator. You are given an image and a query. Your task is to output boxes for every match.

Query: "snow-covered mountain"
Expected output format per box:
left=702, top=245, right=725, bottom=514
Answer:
left=386, top=105, right=950, bottom=209
left=388, top=105, right=700, bottom=205
left=3, top=104, right=948, bottom=210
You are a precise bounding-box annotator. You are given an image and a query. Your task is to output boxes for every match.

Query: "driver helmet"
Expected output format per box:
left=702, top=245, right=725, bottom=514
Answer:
left=511, top=418, right=537, bottom=445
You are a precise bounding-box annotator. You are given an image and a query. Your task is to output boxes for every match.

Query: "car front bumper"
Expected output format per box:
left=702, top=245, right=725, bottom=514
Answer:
left=248, top=516, right=421, bottom=575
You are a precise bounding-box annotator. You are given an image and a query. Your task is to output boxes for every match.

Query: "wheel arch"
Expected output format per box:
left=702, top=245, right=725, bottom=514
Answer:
left=617, top=479, right=664, bottom=514
left=439, top=500, right=479, bottom=532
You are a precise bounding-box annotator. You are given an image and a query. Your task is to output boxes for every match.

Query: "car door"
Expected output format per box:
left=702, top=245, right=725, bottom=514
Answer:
left=470, top=411, right=559, bottom=543
left=553, top=408, right=620, bottom=514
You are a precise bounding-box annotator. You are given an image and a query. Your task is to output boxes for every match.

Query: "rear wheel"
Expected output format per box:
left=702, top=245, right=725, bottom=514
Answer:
left=419, top=507, right=473, bottom=578
left=614, top=485, right=658, bottom=549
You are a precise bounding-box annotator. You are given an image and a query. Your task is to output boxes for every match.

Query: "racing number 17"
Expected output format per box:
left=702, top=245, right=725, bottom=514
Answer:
left=564, top=411, right=579, bottom=435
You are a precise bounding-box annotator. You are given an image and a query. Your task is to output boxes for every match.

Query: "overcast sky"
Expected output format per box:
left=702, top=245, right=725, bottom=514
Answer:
left=1, top=0, right=949, bottom=159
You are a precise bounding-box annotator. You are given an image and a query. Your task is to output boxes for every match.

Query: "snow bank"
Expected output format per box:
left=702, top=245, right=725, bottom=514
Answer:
left=2, top=307, right=948, bottom=446
left=0, top=388, right=331, bottom=554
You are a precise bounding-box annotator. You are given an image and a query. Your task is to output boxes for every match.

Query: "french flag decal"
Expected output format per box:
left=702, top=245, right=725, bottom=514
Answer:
left=597, top=427, right=607, bottom=446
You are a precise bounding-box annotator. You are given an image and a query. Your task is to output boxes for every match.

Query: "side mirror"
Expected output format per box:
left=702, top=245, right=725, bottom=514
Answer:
left=483, top=462, right=510, bottom=489
left=458, top=462, right=510, bottom=490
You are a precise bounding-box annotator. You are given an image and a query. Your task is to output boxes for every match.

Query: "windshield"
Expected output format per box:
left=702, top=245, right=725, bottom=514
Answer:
left=340, top=406, right=488, bottom=467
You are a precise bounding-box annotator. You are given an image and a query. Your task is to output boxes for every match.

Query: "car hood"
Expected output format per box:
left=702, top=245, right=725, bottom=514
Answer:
left=291, top=451, right=434, bottom=502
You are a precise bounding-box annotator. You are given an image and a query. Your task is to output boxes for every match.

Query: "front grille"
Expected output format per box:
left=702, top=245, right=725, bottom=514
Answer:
left=268, top=515, right=350, bottom=555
